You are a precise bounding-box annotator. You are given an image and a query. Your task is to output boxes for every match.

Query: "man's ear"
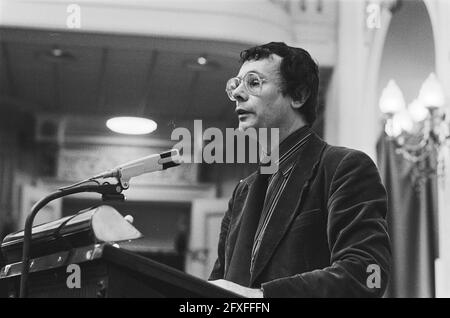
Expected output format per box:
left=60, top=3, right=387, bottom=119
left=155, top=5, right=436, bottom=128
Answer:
left=291, top=88, right=310, bottom=110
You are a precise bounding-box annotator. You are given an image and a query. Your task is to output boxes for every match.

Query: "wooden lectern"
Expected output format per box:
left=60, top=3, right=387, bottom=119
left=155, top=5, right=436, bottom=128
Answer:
left=0, top=243, right=239, bottom=298
left=0, top=206, right=239, bottom=298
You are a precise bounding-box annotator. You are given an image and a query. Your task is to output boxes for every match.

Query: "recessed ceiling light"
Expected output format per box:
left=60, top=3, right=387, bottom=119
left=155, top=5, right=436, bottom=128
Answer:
left=36, top=47, right=75, bottom=64
left=106, top=117, right=157, bottom=135
left=51, top=48, right=63, bottom=57
left=197, top=56, right=207, bottom=65
left=183, top=56, right=219, bottom=72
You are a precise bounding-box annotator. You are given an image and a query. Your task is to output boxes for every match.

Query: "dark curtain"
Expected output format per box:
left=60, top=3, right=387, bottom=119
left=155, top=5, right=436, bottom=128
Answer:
left=376, top=135, right=439, bottom=297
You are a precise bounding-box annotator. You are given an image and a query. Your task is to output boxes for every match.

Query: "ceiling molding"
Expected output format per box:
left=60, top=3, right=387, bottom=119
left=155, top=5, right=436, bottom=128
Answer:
left=0, top=0, right=293, bottom=45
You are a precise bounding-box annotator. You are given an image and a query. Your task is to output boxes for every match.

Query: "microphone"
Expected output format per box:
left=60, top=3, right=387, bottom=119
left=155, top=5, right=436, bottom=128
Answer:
left=92, top=149, right=182, bottom=188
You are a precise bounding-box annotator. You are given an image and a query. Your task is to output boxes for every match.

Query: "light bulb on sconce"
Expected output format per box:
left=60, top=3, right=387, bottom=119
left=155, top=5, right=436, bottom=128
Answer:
left=408, top=99, right=429, bottom=123
left=418, top=73, right=446, bottom=109
left=393, top=110, right=414, bottom=134
left=379, top=79, right=406, bottom=115
left=379, top=73, right=448, bottom=186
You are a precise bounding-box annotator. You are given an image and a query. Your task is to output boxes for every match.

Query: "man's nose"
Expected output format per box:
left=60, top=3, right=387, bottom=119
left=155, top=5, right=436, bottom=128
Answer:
left=231, top=83, right=248, bottom=102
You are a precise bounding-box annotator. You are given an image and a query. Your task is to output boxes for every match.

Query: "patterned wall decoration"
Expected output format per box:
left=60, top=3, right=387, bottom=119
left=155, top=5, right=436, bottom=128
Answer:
left=57, top=145, right=199, bottom=185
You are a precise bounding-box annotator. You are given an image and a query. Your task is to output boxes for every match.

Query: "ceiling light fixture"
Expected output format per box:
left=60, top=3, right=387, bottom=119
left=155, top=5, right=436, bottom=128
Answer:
left=197, top=56, right=207, bottom=65
left=379, top=73, right=448, bottom=188
left=183, top=55, right=219, bottom=72
left=37, top=46, right=75, bottom=64
left=51, top=48, right=63, bottom=57
left=106, top=117, right=157, bottom=135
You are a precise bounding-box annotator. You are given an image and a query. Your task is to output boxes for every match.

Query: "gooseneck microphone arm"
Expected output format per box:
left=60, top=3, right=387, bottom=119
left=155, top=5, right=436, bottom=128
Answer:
left=19, top=149, right=181, bottom=297
left=91, top=149, right=181, bottom=188
left=19, top=182, right=124, bottom=298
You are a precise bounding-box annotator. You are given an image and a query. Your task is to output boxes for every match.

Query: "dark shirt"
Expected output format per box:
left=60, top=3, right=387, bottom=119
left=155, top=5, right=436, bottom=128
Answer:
left=251, top=126, right=311, bottom=271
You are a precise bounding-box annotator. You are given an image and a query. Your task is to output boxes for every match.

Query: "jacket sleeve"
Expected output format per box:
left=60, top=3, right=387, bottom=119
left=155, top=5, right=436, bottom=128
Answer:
left=208, top=183, right=239, bottom=280
left=261, top=151, right=392, bottom=297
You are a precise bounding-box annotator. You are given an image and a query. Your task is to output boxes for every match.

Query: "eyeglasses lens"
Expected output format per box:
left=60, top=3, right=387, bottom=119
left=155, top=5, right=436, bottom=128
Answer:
left=225, top=73, right=263, bottom=101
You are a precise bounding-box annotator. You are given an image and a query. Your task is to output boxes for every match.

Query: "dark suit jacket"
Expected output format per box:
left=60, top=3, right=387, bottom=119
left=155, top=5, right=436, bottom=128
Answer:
left=209, top=131, right=391, bottom=297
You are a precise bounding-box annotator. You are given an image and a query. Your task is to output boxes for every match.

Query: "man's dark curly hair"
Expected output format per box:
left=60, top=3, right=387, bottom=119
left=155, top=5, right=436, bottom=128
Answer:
left=240, top=42, right=319, bottom=125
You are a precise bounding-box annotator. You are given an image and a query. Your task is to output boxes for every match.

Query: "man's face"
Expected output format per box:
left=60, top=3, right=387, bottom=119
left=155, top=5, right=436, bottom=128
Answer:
left=229, top=54, right=293, bottom=131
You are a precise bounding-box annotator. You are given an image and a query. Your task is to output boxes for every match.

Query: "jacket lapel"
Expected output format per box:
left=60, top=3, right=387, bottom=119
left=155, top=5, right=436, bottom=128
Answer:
left=224, top=177, right=251, bottom=272
left=250, top=133, right=326, bottom=285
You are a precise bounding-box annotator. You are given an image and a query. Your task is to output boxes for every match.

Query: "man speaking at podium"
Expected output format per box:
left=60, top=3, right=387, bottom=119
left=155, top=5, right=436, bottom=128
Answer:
left=208, top=42, right=391, bottom=298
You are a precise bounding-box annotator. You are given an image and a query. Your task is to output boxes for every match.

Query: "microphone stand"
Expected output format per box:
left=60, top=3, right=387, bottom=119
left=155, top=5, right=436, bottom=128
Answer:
left=19, top=181, right=125, bottom=298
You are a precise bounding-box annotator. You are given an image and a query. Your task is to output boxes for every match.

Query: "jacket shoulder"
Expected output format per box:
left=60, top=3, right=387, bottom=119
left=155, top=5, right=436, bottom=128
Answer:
left=319, top=144, right=378, bottom=180
left=322, top=144, right=375, bottom=165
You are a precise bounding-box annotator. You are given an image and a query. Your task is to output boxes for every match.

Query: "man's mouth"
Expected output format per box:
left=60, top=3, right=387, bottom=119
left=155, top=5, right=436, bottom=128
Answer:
left=235, top=108, right=252, bottom=116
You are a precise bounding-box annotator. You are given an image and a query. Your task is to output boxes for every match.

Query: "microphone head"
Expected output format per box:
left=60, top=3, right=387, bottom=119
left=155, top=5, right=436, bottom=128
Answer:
left=160, top=149, right=182, bottom=169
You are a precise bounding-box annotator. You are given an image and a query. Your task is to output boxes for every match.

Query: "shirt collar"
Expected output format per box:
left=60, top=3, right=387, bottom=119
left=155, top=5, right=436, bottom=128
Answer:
left=278, top=125, right=311, bottom=160
left=259, top=125, right=312, bottom=170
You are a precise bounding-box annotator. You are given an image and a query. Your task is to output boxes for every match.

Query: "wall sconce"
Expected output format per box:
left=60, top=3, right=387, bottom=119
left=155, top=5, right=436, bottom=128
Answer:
left=379, top=73, right=448, bottom=187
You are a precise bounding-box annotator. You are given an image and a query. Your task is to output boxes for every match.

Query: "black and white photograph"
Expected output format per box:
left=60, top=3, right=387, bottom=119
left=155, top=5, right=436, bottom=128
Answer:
left=0, top=0, right=449, bottom=302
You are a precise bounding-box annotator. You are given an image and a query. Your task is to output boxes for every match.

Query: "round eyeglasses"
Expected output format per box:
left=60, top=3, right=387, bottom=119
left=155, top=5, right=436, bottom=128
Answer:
left=225, top=72, right=266, bottom=101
